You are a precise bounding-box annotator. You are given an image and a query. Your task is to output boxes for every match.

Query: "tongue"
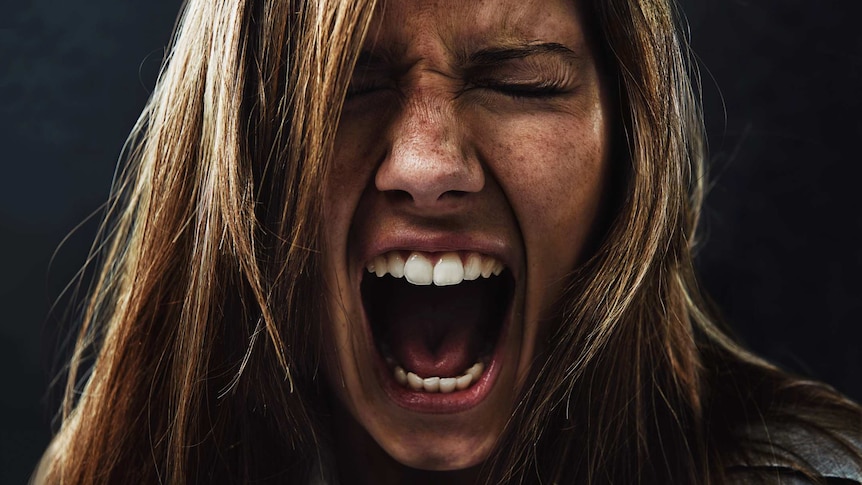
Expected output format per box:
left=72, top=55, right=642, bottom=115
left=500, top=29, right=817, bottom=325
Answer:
left=385, top=283, right=487, bottom=378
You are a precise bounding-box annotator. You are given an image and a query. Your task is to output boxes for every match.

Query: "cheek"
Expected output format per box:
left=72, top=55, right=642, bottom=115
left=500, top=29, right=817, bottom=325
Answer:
left=478, top=112, right=609, bottom=272
left=325, top=124, right=381, bottom=244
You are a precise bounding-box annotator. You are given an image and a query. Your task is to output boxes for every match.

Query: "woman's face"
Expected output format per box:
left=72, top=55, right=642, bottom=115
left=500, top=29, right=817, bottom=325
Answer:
left=323, top=0, right=611, bottom=471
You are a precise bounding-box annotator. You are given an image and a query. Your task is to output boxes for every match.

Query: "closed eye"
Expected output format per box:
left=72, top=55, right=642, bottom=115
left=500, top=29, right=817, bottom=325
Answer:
left=346, top=64, right=397, bottom=100
left=347, top=80, right=395, bottom=99
left=470, top=80, right=569, bottom=100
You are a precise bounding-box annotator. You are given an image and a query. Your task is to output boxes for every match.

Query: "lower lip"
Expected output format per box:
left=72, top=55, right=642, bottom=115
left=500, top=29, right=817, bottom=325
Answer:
left=372, top=314, right=510, bottom=414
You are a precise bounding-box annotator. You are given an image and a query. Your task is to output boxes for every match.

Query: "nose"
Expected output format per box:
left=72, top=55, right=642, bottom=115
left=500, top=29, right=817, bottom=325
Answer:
left=375, top=92, right=484, bottom=209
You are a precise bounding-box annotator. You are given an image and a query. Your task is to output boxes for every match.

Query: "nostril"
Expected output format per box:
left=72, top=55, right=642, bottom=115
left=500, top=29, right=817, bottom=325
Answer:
left=439, top=190, right=473, bottom=201
left=383, top=190, right=413, bottom=204
left=381, top=188, right=477, bottom=207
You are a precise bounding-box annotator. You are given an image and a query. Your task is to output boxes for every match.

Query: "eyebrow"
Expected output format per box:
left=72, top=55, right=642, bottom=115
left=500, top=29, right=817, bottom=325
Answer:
left=463, top=42, right=582, bottom=68
left=354, top=41, right=582, bottom=73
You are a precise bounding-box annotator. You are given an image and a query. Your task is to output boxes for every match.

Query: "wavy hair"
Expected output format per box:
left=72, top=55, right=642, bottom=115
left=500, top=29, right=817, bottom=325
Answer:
left=36, top=0, right=860, bottom=483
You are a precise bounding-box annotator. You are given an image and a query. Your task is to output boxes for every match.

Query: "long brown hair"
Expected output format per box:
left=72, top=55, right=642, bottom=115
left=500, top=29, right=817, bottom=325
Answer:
left=37, top=0, right=860, bottom=483
left=482, top=1, right=862, bottom=483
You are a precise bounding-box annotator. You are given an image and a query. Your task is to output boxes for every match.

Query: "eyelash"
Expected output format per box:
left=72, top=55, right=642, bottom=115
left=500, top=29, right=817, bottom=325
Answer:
left=346, top=83, right=391, bottom=99
left=475, top=80, right=568, bottom=99
left=345, top=79, right=568, bottom=101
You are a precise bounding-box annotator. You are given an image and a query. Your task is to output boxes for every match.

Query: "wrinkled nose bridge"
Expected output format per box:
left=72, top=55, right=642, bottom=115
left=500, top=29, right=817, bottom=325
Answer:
left=375, top=89, right=484, bottom=206
left=398, top=96, right=456, bottom=165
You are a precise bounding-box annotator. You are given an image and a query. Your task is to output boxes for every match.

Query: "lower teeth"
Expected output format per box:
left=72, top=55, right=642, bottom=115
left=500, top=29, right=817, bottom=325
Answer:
left=393, top=362, right=485, bottom=393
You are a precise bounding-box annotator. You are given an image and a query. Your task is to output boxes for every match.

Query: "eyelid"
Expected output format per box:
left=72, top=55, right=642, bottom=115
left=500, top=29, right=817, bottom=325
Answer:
left=347, top=59, right=577, bottom=100
left=466, top=81, right=568, bottom=102
left=468, top=56, right=575, bottom=83
left=468, top=66, right=576, bottom=100
left=474, top=76, right=566, bottom=88
left=347, top=68, right=396, bottom=97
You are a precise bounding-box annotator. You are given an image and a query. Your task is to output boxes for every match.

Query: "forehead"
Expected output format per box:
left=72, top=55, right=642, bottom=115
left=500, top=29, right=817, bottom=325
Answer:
left=368, top=0, right=587, bottom=60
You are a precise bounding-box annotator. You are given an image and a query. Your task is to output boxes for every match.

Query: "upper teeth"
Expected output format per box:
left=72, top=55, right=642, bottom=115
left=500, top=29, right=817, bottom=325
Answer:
left=366, top=251, right=504, bottom=286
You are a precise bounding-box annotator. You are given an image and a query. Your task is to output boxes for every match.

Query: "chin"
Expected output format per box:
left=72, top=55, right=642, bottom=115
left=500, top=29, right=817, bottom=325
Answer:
left=383, top=427, right=496, bottom=471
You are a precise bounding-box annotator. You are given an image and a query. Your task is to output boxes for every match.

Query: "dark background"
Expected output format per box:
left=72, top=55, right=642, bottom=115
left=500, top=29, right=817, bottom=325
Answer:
left=2, top=1, right=860, bottom=483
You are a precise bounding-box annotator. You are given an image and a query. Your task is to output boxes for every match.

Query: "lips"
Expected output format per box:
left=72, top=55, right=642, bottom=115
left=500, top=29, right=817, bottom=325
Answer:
left=360, top=249, right=515, bottom=407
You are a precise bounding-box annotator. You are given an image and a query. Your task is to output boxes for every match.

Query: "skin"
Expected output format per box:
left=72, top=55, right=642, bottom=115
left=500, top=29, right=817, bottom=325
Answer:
left=322, top=0, right=611, bottom=480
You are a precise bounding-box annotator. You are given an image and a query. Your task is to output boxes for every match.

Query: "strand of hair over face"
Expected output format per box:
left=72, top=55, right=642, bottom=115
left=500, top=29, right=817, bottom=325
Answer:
left=42, top=0, right=382, bottom=483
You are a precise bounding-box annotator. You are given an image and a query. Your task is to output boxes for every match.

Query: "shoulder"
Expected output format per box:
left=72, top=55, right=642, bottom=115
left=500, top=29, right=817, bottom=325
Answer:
left=727, top=422, right=862, bottom=484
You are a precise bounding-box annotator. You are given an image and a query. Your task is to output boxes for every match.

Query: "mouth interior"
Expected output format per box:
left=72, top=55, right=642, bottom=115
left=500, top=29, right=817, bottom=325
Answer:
left=362, top=272, right=513, bottom=379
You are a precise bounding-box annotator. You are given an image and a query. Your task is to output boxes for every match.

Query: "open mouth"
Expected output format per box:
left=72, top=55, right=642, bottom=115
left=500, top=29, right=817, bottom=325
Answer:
left=361, top=250, right=515, bottom=399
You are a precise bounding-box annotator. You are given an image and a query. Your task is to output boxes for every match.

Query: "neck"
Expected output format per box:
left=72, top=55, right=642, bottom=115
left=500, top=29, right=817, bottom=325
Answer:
left=330, top=401, right=483, bottom=485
